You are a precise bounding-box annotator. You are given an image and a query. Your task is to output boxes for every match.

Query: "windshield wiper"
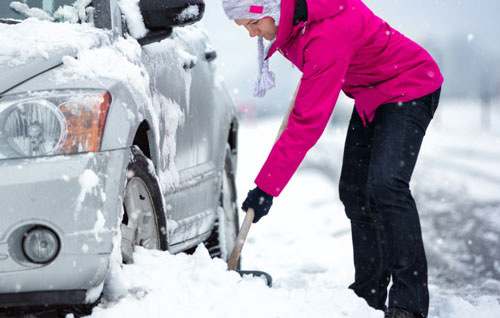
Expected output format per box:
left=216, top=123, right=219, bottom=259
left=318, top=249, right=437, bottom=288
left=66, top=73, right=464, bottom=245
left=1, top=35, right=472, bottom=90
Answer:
left=0, top=18, right=20, bottom=25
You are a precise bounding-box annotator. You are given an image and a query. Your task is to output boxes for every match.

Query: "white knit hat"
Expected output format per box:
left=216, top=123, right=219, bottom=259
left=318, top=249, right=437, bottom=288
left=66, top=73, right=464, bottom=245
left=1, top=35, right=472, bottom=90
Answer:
left=222, top=0, right=281, bottom=97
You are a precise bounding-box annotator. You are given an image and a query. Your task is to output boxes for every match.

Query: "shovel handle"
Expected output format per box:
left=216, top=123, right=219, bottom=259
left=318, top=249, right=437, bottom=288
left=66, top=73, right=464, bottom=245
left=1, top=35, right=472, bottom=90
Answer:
left=227, top=208, right=254, bottom=270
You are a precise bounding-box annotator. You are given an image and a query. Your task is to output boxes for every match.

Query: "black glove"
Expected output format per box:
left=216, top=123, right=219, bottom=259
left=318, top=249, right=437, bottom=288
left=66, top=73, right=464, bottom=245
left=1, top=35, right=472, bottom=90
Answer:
left=241, top=187, right=274, bottom=223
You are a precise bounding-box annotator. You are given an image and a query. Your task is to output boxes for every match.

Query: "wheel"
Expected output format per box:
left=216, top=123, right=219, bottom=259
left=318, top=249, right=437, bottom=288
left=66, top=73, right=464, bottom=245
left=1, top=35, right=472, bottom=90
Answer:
left=120, top=146, right=167, bottom=263
left=204, top=145, right=240, bottom=266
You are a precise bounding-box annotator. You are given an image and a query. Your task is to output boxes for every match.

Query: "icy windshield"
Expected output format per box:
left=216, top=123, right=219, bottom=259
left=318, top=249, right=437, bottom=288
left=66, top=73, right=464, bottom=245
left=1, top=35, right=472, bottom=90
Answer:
left=0, top=0, right=90, bottom=22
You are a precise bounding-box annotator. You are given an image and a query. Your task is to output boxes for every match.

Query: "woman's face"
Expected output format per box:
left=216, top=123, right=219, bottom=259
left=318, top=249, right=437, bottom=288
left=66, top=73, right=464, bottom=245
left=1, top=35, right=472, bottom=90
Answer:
left=234, top=17, right=278, bottom=41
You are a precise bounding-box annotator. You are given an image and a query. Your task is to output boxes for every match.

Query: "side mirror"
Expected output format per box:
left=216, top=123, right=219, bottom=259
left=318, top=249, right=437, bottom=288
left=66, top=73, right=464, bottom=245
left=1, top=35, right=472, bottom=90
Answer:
left=139, top=0, right=205, bottom=29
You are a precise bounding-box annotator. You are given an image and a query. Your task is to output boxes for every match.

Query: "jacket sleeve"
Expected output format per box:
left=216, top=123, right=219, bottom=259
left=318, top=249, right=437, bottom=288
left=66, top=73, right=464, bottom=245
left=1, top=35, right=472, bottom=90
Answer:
left=254, top=36, right=353, bottom=197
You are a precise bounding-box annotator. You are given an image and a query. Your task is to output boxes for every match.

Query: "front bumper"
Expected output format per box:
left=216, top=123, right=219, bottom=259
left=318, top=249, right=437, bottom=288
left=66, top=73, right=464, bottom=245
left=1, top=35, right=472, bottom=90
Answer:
left=0, top=149, right=129, bottom=306
left=0, top=290, right=86, bottom=310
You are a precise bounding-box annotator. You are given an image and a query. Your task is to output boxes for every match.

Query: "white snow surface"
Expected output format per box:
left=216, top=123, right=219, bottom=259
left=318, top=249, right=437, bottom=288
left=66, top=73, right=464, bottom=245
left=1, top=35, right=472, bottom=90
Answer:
left=178, top=5, right=199, bottom=23
left=55, top=36, right=149, bottom=97
left=0, top=18, right=111, bottom=66
left=51, top=0, right=93, bottom=24
left=156, top=94, right=184, bottom=192
left=9, top=0, right=93, bottom=23
left=118, top=0, right=148, bottom=39
left=92, top=210, right=106, bottom=242
left=75, top=168, right=99, bottom=214
left=53, top=5, right=79, bottom=23
left=93, top=245, right=380, bottom=318
left=91, top=99, right=500, bottom=317
left=9, top=1, right=54, bottom=21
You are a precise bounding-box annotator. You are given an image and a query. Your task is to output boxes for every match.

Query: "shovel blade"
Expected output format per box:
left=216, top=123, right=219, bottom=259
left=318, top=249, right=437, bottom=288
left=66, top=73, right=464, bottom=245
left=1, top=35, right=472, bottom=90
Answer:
left=236, top=270, right=273, bottom=287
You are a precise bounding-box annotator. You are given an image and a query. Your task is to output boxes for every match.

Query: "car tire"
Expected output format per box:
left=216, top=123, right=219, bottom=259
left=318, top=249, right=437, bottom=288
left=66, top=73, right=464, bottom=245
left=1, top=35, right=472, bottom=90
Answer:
left=120, top=146, right=167, bottom=264
left=204, top=145, right=240, bottom=268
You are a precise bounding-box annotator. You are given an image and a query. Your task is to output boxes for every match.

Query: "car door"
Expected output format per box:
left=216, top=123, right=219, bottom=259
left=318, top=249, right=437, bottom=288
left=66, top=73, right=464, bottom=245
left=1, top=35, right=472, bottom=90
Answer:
left=138, top=29, right=224, bottom=248
left=169, top=26, right=225, bottom=230
left=139, top=39, right=205, bottom=245
left=101, top=0, right=220, bottom=247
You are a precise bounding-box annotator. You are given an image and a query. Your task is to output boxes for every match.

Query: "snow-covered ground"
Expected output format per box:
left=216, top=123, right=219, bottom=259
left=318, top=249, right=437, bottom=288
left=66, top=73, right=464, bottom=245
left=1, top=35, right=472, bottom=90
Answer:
left=89, top=98, right=500, bottom=318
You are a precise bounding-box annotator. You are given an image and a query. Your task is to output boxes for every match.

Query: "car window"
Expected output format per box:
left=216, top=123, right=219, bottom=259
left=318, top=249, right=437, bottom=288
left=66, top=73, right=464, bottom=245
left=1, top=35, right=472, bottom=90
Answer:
left=0, top=0, right=78, bottom=21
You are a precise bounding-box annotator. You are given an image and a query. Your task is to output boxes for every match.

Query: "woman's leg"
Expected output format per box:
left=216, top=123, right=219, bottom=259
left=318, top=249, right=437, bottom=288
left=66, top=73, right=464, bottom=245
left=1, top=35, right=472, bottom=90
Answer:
left=339, top=107, right=391, bottom=311
left=367, top=88, right=441, bottom=317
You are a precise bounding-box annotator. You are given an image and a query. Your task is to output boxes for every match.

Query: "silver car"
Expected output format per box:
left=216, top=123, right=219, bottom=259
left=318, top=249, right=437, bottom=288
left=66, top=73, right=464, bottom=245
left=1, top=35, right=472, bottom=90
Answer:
left=0, top=0, right=239, bottom=314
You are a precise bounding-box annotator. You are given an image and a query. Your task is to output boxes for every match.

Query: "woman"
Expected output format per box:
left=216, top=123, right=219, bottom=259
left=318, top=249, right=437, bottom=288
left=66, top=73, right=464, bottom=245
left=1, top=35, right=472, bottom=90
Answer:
left=223, top=1, right=443, bottom=317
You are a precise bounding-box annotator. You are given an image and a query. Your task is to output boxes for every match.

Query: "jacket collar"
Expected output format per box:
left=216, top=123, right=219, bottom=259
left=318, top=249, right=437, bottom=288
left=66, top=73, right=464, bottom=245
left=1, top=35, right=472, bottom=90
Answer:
left=266, top=0, right=347, bottom=59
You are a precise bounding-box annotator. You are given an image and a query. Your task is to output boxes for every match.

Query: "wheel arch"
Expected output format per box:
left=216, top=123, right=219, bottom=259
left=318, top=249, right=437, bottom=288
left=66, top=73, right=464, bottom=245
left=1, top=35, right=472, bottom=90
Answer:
left=132, top=120, right=153, bottom=160
left=123, top=146, right=168, bottom=253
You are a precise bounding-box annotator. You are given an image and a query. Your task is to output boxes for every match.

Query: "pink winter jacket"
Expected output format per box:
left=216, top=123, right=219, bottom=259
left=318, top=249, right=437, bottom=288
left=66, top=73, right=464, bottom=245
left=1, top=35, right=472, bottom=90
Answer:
left=254, top=0, right=444, bottom=197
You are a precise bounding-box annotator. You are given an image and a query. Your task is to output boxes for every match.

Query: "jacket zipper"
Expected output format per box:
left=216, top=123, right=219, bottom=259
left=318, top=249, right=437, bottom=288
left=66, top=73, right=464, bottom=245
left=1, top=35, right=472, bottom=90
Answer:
left=301, top=22, right=308, bottom=36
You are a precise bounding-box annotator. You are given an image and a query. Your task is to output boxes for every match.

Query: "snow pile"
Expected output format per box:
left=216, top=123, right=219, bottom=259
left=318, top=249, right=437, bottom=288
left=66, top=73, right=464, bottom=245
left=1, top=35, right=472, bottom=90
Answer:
left=118, top=0, right=148, bottom=39
left=53, top=5, right=79, bottom=23
left=53, top=0, right=94, bottom=24
left=10, top=0, right=94, bottom=24
left=94, top=244, right=380, bottom=318
left=54, top=36, right=150, bottom=101
left=0, top=18, right=111, bottom=66
left=178, top=5, right=200, bottom=23
left=9, top=1, right=54, bottom=21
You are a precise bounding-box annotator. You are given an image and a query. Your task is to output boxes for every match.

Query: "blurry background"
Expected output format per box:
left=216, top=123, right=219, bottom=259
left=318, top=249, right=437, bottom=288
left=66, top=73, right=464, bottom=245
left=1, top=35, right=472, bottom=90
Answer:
left=202, top=0, right=500, bottom=125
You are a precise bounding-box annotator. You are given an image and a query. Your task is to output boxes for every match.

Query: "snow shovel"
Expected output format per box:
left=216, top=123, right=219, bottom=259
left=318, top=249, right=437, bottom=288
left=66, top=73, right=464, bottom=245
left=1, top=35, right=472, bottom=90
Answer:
left=227, top=208, right=273, bottom=287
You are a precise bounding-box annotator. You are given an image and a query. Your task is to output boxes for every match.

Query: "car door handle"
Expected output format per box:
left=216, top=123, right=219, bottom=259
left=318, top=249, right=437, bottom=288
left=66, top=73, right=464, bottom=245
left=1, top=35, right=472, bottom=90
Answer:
left=183, top=60, right=197, bottom=70
left=205, top=50, right=217, bottom=62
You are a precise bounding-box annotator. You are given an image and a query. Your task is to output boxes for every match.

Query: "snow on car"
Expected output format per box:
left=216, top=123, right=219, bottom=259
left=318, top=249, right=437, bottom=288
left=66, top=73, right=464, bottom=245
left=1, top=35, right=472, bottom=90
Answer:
left=0, top=0, right=239, bottom=314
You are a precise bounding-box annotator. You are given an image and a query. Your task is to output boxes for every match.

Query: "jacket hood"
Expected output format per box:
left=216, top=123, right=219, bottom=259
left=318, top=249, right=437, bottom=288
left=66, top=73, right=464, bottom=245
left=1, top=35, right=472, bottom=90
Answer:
left=269, top=0, right=347, bottom=57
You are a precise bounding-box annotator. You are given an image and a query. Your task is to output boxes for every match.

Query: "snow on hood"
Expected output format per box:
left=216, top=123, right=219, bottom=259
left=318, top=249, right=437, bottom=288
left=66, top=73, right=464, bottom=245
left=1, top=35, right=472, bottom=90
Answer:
left=0, top=18, right=111, bottom=94
left=0, top=19, right=109, bottom=66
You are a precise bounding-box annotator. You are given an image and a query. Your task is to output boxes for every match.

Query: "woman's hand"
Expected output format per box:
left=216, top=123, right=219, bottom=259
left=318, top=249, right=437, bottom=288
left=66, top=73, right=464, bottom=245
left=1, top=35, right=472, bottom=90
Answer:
left=241, top=187, right=274, bottom=223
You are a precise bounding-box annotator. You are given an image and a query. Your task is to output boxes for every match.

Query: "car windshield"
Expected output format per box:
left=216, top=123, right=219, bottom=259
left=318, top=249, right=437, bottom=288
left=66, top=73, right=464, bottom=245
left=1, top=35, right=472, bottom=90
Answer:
left=0, top=0, right=78, bottom=21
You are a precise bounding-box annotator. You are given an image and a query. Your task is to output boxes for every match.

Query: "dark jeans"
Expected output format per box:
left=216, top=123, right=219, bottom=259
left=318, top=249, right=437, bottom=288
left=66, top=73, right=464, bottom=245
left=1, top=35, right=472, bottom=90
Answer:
left=338, top=88, right=441, bottom=317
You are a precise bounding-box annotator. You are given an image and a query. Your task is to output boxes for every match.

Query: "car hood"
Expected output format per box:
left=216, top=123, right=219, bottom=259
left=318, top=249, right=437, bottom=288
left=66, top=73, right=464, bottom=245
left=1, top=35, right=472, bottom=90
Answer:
left=0, top=48, right=72, bottom=95
left=0, top=18, right=112, bottom=95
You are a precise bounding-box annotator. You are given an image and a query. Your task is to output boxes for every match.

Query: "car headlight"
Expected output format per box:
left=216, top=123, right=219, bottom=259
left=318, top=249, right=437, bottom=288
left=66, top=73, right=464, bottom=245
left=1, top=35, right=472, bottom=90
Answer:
left=0, top=90, right=111, bottom=159
left=4, top=100, right=66, bottom=157
left=22, top=227, right=60, bottom=264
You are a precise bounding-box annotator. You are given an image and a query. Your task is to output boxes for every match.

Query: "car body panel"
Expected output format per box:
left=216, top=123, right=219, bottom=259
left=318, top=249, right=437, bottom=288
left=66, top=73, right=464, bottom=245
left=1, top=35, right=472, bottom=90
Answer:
left=0, top=149, right=127, bottom=294
left=0, top=51, right=64, bottom=95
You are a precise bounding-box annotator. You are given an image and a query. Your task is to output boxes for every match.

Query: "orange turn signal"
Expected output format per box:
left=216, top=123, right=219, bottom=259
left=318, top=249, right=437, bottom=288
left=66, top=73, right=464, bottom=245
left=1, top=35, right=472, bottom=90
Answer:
left=59, top=92, right=111, bottom=153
